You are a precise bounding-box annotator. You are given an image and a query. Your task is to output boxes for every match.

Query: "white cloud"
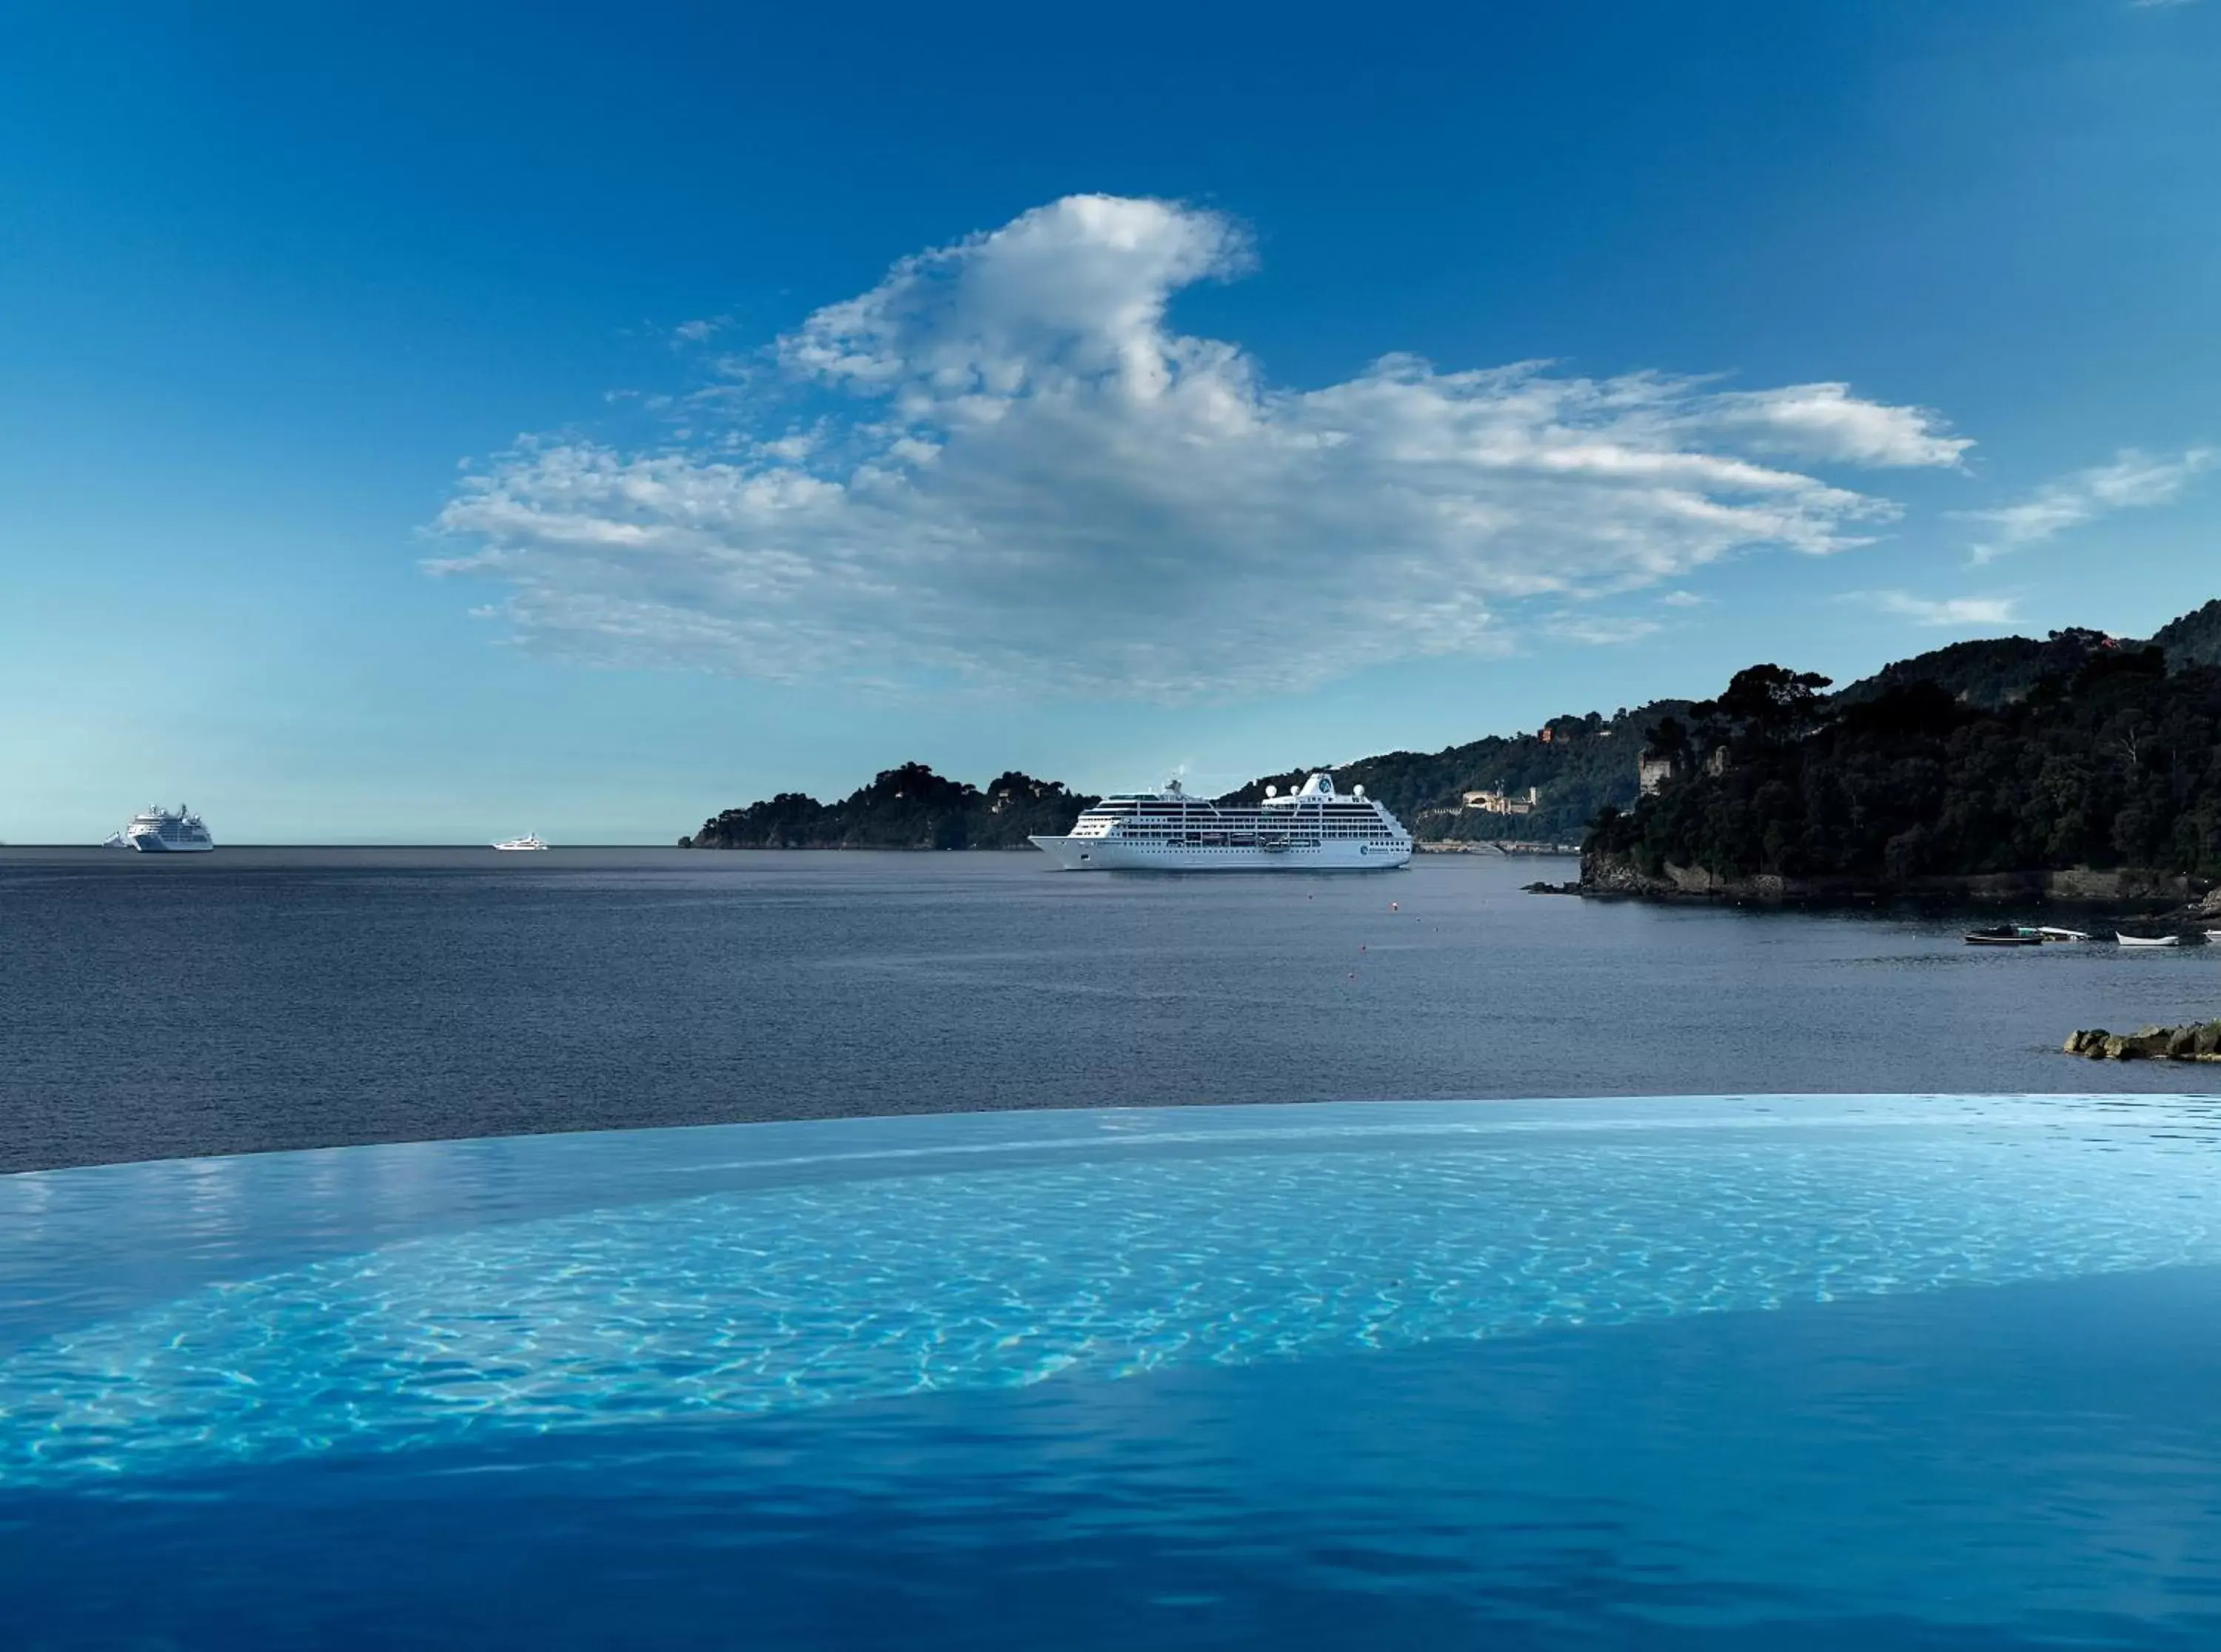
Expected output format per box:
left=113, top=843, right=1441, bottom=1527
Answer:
left=1855, top=591, right=2020, bottom=628
left=1658, top=589, right=1709, bottom=608
left=1957, top=447, right=2214, bottom=564
left=1693, top=383, right=1970, bottom=469
left=432, top=195, right=1972, bottom=701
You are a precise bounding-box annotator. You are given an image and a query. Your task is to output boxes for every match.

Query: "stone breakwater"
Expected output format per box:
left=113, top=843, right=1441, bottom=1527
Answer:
left=2063, top=1024, right=2221, bottom=1061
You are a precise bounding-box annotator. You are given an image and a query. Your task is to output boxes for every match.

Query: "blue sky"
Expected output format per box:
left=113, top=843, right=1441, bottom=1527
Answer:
left=2, top=0, right=2216, bottom=843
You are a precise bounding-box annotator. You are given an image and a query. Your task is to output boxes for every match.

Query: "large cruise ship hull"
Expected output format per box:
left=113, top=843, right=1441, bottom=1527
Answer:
left=129, top=836, right=213, bottom=853
left=1029, top=835, right=1409, bottom=871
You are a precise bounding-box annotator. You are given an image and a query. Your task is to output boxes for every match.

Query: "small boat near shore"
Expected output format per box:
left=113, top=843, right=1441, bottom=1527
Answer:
left=2026, top=926, right=2092, bottom=943
left=1964, top=927, right=2040, bottom=947
left=2116, top=933, right=2182, bottom=948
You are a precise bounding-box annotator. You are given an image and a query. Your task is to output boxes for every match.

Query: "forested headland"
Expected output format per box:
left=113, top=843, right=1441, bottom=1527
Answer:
left=683, top=765, right=1099, bottom=850
left=1586, top=599, right=2221, bottom=896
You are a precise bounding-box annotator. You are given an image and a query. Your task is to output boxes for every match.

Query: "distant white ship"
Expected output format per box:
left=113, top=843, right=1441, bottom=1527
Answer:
left=1031, top=773, right=1413, bottom=871
left=108, top=805, right=215, bottom=853
left=492, top=833, right=549, bottom=852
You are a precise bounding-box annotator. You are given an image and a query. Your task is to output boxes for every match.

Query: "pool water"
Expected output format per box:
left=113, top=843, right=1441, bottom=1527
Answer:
left=5, top=1096, right=2221, bottom=1648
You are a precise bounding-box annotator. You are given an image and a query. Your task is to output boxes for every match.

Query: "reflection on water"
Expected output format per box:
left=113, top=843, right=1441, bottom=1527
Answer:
left=7, top=1095, right=2221, bottom=1485
left=6, top=1098, right=2221, bottom=1647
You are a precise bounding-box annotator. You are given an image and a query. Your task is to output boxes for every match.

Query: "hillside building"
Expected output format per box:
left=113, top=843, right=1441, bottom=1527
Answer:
left=1463, top=786, right=1539, bottom=816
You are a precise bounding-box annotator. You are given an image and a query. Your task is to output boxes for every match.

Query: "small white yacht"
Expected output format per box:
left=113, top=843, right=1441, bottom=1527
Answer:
left=112, top=805, right=215, bottom=853
left=492, top=833, right=549, bottom=852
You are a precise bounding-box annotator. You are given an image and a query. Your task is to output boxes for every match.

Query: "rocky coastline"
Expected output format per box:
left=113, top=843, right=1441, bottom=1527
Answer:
left=2064, top=1024, right=2221, bottom=1063
left=1578, top=850, right=2219, bottom=918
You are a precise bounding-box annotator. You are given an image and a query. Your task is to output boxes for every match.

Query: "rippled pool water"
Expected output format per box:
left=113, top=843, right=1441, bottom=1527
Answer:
left=7, top=1095, right=2221, bottom=1648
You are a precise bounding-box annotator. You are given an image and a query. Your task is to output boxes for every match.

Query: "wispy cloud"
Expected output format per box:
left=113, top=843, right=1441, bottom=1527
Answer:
left=1692, top=383, right=1969, bottom=469
left=1544, top=614, right=1662, bottom=646
left=1658, top=589, right=1709, bottom=608
left=1957, top=447, right=2214, bottom=564
left=432, top=195, right=1972, bottom=701
left=1851, top=591, right=2020, bottom=628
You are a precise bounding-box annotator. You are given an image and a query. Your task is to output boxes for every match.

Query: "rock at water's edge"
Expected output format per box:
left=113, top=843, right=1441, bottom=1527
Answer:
left=2067, top=1021, right=2221, bottom=1062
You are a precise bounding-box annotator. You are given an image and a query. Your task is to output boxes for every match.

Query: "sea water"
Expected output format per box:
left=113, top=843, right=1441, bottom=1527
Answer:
left=4, top=846, right=2217, bottom=1172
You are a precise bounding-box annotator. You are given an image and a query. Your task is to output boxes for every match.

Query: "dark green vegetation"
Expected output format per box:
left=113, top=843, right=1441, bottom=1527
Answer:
left=685, top=765, right=1099, bottom=850
left=1826, top=605, right=2221, bottom=711
left=1222, top=702, right=1692, bottom=843
left=1832, top=627, right=2120, bottom=711
left=1589, top=636, right=2221, bottom=882
left=2154, top=597, right=2221, bottom=671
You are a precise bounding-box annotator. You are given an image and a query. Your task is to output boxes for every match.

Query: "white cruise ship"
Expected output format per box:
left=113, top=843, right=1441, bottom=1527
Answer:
left=112, top=805, right=215, bottom=853
left=1031, top=773, right=1413, bottom=871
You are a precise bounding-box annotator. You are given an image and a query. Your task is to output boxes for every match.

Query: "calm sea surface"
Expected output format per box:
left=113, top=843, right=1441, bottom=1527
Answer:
left=4, top=846, right=2218, bottom=1172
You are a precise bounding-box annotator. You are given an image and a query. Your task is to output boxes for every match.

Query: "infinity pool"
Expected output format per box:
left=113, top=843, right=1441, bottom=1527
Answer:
left=6, top=1095, right=2221, bottom=1648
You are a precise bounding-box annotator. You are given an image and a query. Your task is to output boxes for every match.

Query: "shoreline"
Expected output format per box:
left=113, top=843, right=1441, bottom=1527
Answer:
left=1575, top=854, right=2219, bottom=916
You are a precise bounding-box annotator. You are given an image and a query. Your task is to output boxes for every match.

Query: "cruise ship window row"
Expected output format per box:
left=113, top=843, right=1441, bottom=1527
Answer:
left=1100, top=830, right=1401, bottom=842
